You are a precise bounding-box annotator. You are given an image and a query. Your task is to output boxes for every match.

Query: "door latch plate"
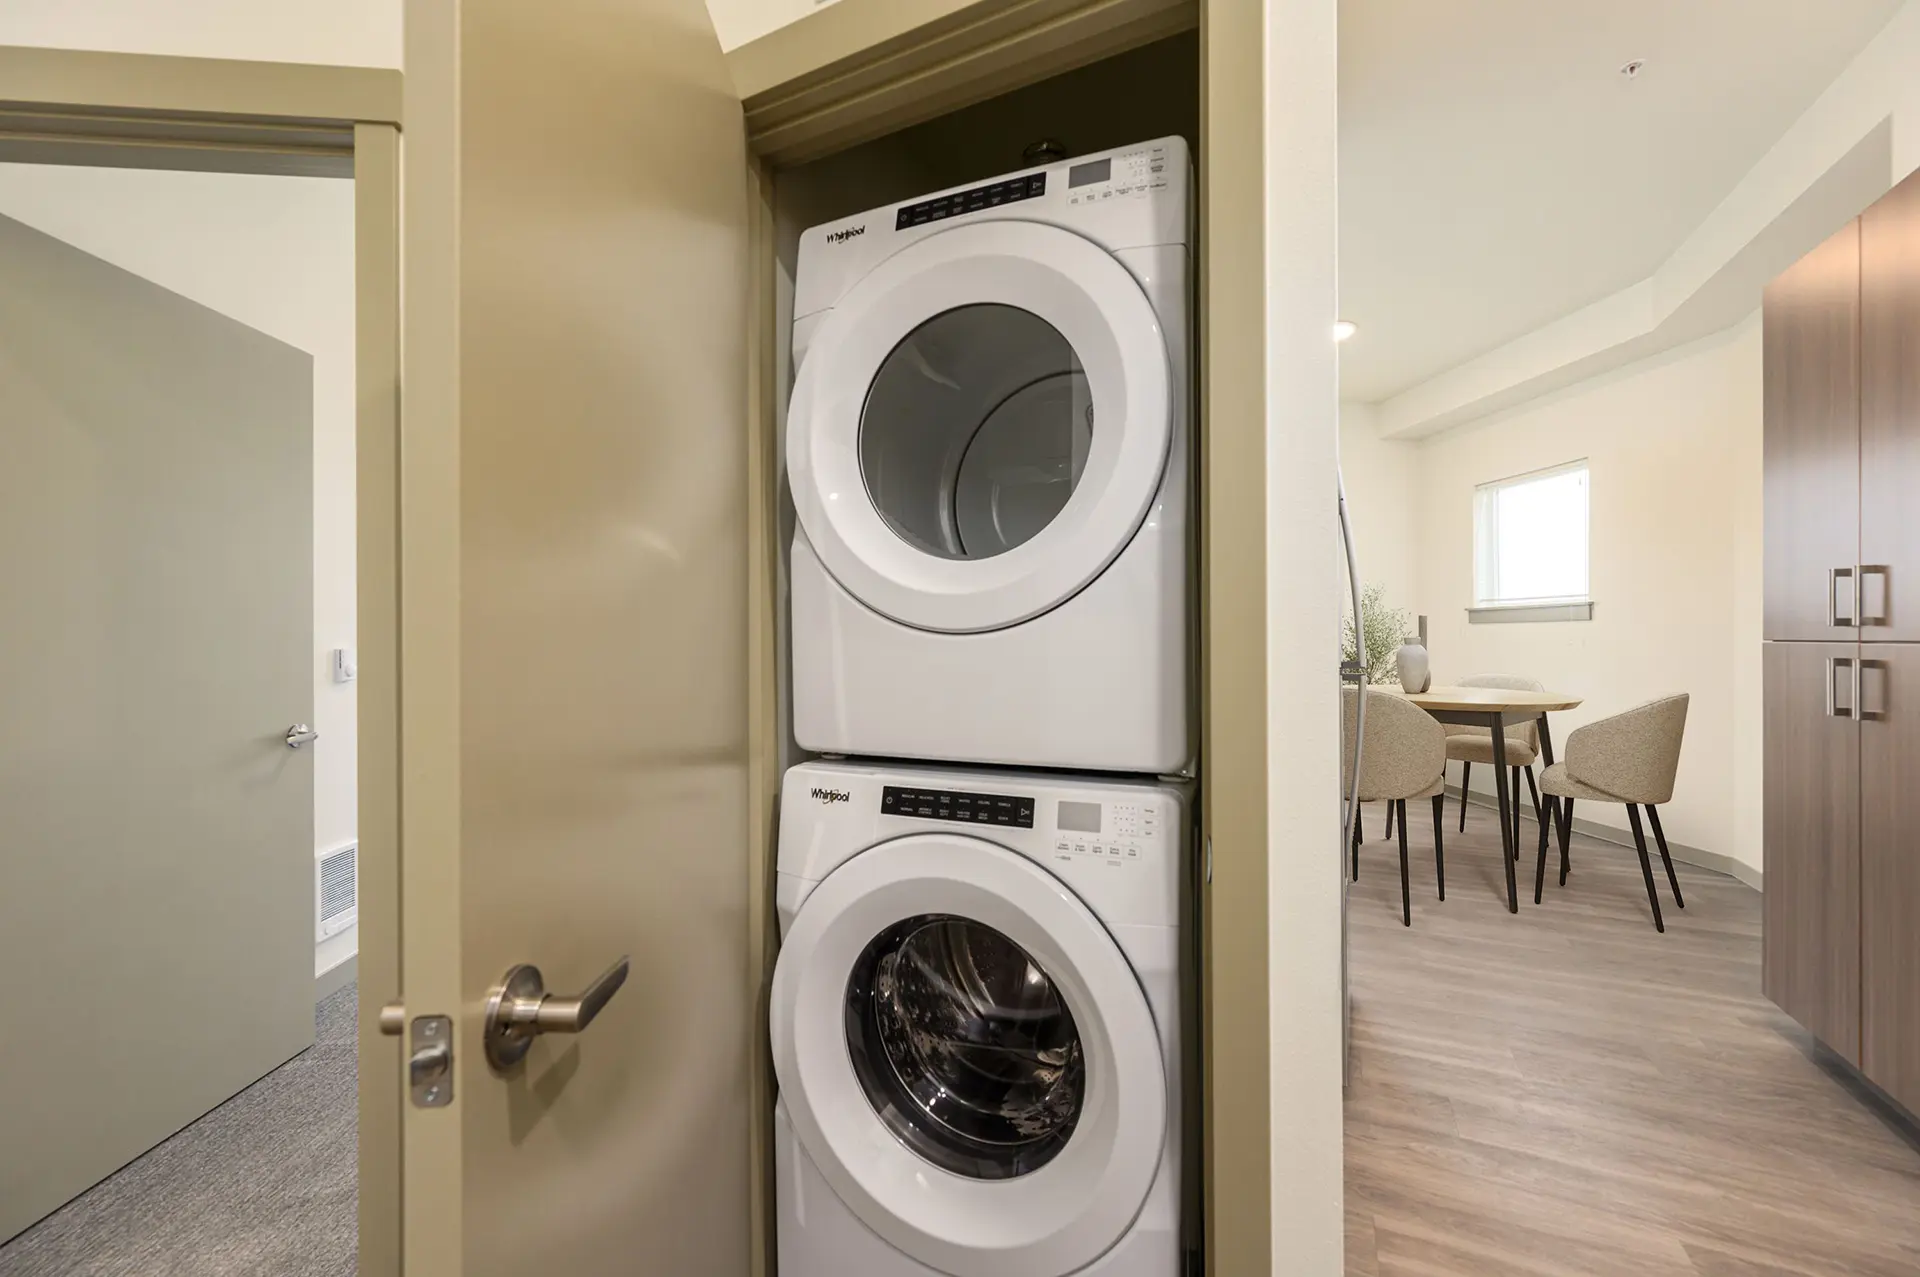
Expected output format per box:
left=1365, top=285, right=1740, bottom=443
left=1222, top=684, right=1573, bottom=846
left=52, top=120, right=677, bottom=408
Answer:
left=410, top=1015, right=453, bottom=1109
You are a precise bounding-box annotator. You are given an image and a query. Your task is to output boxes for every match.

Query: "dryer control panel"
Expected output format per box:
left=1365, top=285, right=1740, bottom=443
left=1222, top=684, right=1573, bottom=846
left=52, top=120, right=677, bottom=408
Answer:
left=1064, top=141, right=1175, bottom=210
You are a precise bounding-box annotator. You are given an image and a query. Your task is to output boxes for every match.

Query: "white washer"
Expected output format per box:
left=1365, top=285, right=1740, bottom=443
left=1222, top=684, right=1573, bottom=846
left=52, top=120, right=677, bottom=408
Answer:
left=787, top=138, right=1193, bottom=774
left=772, top=760, right=1189, bottom=1277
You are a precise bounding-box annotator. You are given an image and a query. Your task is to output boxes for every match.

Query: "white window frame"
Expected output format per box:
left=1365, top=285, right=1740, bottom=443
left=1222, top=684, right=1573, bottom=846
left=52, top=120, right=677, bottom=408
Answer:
left=1471, top=460, right=1592, bottom=622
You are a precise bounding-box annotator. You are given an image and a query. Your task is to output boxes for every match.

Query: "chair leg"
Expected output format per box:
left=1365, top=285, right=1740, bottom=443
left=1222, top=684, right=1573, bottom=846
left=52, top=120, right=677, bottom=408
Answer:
left=1384, top=797, right=1395, bottom=842
left=1396, top=799, right=1411, bottom=927
left=1510, top=764, right=1522, bottom=859
left=1533, top=793, right=1552, bottom=904
left=1351, top=802, right=1362, bottom=881
left=1647, top=805, right=1684, bottom=909
left=1431, top=794, right=1446, bottom=901
left=1626, top=804, right=1666, bottom=933
left=1525, top=765, right=1543, bottom=829
left=1558, top=798, right=1574, bottom=885
left=1458, top=761, right=1471, bottom=831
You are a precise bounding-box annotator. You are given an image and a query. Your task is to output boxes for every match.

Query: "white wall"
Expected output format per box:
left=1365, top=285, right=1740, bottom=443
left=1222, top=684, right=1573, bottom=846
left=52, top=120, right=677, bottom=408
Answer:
left=0, top=0, right=400, bottom=66
left=1350, top=317, right=1765, bottom=877
left=1338, top=400, right=1419, bottom=620
left=0, top=165, right=361, bottom=974
left=1266, top=0, right=1346, bottom=1268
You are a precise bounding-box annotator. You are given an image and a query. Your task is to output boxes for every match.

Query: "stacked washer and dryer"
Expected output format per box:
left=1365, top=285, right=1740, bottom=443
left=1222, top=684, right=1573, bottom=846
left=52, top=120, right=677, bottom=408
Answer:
left=774, top=138, right=1196, bottom=1277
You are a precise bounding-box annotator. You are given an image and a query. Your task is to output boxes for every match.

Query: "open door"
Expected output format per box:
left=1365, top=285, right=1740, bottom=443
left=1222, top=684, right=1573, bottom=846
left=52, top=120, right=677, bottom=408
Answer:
left=395, top=0, right=756, bottom=1273
left=0, top=207, right=316, bottom=1246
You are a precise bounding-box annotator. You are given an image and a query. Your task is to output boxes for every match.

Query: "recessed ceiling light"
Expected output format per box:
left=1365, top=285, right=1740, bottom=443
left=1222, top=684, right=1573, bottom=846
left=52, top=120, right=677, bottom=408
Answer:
left=1333, top=320, right=1358, bottom=342
left=1619, top=59, right=1646, bottom=80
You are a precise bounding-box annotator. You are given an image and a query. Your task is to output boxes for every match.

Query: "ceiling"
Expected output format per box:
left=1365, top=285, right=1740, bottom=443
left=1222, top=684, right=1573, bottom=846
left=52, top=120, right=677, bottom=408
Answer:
left=1338, top=0, right=1905, bottom=404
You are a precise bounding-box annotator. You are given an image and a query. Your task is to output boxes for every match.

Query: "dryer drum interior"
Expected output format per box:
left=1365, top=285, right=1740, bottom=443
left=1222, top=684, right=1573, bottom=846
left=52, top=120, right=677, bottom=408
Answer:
left=859, top=303, right=1093, bottom=562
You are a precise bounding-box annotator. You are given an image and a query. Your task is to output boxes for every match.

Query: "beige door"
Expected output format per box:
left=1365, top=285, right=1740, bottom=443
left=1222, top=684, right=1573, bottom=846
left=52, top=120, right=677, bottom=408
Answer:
left=392, top=0, right=757, bottom=1272
left=0, top=211, right=315, bottom=1243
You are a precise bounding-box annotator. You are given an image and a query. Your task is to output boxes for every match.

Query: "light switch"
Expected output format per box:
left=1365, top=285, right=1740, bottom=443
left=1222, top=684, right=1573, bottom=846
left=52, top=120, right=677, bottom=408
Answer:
left=332, top=647, right=358, bottom=684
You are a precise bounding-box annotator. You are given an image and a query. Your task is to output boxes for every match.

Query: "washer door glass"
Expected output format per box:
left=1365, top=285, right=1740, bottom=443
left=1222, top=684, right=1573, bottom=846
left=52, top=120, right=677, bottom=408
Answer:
left=846, top=913, right=1085, bottom=1179
left=860, top=304, right=1094, bottom=560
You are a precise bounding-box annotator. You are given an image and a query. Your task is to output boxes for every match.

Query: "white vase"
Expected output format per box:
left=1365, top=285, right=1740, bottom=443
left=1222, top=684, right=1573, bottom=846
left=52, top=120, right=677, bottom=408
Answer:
left=1395, top=642, right=1431, bottom=694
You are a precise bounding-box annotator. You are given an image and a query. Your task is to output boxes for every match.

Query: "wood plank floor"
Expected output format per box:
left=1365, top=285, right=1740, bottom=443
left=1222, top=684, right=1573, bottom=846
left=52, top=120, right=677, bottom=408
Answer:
left=1345, top=800, right=1920, bottom=1277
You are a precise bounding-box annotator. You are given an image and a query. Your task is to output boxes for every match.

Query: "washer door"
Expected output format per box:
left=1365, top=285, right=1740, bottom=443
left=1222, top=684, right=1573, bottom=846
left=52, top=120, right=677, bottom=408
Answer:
left=771, top=835, right=1167, bottom=1277
left=787, top=221, right=1172, bottom=634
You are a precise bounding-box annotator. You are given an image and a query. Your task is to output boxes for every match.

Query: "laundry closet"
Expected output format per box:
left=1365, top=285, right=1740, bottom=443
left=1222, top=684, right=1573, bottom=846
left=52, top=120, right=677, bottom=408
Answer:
left=744, top=22, right=1231, bottom=1277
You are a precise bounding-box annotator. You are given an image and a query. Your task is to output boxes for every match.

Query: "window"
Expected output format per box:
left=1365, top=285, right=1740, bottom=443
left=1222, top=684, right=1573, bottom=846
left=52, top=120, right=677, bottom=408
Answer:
left=1473, top=461, right=1590, bottom=612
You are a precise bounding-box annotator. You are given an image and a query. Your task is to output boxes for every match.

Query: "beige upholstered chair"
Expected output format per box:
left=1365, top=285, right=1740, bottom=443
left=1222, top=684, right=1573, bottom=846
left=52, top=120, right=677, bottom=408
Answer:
left=1344, top=687, right=1448, bottom=926
left=1440, top=674, right=1545, bottom=843
left=1534, top=694, right=1689, bottom=932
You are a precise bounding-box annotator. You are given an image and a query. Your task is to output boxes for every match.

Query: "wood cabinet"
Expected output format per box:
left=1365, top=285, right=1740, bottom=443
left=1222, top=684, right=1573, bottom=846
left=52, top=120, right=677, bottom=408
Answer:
left=1860, top=172, right=1920, bottom=641
left=1763, top=219, right=1859, bottom=641
left=1762, top=642, right=1861, bottom=1064
left=1859, top=646, right=1920, bottom=1114
left=1764, top=166, right=1920, bottom=1117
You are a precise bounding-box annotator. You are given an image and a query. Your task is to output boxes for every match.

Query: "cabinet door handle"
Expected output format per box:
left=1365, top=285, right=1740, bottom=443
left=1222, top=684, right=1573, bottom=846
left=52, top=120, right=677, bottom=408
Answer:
left=1860, top=657, right=1887, bottom=721
left=1828, top=656, right=1857, bottom=718
left=1859, top=564, right=1890, bottom=627
left=1829, top=567, right=1857, bottom=628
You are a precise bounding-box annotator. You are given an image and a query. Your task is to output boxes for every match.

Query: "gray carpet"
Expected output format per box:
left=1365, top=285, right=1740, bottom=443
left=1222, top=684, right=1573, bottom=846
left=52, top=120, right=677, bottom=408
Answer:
left=0, top=985, right=357, bottom=1277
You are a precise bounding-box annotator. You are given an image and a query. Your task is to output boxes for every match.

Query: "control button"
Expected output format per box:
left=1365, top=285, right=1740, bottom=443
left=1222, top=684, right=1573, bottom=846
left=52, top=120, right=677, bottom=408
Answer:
left=1055, top=839, right=1072, bottom=853
left=1072, top=841, right=1089, bottom=855
left=1126, top=843, right=1140, bottom=858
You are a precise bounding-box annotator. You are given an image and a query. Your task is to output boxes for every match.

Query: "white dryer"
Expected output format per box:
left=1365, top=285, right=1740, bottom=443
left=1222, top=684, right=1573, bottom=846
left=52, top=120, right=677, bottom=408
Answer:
left=772, top=760, right=1189, bottom=1277
left=786, top=138, right=1192, bottom=774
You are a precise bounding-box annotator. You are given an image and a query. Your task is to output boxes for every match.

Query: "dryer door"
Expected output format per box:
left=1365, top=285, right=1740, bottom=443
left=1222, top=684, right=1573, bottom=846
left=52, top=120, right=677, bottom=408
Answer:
left=787, top=221, right=1173, bottom=634
left=770, top=834, right=1167, bottom=1277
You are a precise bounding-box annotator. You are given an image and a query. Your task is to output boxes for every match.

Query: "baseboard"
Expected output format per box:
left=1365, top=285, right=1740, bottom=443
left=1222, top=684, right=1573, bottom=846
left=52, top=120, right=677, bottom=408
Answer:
left=1437, top=786, right=1763, bottom=893
left=316, top=953, right=357, bottom=1004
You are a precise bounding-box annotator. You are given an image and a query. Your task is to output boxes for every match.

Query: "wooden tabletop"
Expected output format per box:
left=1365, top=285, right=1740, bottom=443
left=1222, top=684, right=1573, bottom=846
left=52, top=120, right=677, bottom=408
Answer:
left=1397, top=686, right=1583, bottom=713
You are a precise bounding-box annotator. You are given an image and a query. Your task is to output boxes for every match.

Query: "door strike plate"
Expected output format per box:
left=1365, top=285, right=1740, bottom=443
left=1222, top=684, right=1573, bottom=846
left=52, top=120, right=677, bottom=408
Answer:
left=410, top=1015, right=453, bottom=1109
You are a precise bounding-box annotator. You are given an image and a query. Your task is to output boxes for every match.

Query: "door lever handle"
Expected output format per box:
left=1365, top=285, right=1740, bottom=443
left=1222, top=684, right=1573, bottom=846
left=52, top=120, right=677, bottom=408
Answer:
left=483, top=956, right=630, bottom=1071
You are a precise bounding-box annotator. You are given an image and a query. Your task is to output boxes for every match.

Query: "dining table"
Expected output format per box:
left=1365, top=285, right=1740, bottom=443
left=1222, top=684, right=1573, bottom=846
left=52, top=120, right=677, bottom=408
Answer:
left=1399, top=686, right=1585, bottom=914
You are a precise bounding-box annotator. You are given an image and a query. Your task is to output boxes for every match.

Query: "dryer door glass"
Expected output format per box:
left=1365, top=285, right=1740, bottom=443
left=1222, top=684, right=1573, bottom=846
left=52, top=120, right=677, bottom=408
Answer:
left=846, top=913, right=1085, bottom=1179
left=859, top=304, right=1093, bottom=560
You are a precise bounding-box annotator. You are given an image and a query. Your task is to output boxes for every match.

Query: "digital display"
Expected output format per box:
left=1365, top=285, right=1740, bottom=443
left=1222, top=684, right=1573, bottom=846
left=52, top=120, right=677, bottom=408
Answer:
left=1057, top=801, right=1103, bottom=833
left=895, top=174, right=1046, bottom=230
left=1068, top=159, right=1112, bottom=189
left=882, top=785, right=1035, bottom=828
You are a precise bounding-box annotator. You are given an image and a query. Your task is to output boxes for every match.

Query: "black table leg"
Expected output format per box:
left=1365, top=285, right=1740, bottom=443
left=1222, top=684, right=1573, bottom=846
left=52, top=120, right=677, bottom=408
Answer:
left=1490, top=714, right=1518, bottom=912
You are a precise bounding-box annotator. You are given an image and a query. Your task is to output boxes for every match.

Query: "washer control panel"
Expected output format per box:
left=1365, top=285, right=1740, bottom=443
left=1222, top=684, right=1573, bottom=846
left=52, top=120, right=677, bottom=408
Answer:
left=1065, top=142, right=1174, bottom=209
left=1048, top=797, right=1160, bottom=867
left=881, top=784, right=1035, bottom=828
